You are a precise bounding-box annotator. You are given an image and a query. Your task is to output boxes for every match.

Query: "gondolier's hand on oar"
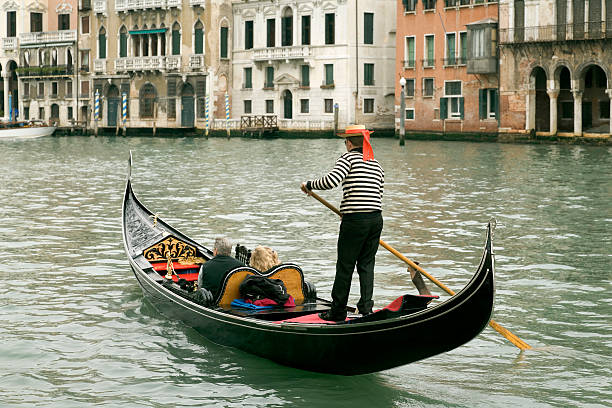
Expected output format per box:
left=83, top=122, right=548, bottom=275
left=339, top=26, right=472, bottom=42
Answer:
left=300, top=182, right=312, bottom=196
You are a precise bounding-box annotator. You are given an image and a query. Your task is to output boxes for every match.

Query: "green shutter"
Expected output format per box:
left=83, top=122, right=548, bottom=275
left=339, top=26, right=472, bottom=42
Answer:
left=427, top=36, right=434, bottom=62
left=479, top=89, right=487, bottom=119
left=195, top=28, right=203, bottom=54
left=440, top=97, right=447, bottom=119
left=364, top=13, right=374, bottom=44
left=120, top=33, right=127, bottom=58
left=301, top=65, right=310, bottom=86
left=459, top=97, right=464, bottom=119
left=245, top=21, right=253, bottom=49
left=99, top=33, right=106, bottom=59
left=220, top=27, right=228, bottom=58
left=302, top=16, right=311, bottom=45
left=172, top=30, right=181, bottom=55
left=408, top=37, right=415, bottom=66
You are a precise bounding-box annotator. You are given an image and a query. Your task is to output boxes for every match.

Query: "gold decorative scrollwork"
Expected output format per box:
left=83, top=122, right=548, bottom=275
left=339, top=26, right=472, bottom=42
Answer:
left=143, top=236, right=197, bottom=262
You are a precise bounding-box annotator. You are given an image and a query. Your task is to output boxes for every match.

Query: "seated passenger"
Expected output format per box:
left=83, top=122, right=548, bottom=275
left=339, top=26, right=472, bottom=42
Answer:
left=198, top=237, right=245, bottom=300
left=249, top=245, right=280, bottom=273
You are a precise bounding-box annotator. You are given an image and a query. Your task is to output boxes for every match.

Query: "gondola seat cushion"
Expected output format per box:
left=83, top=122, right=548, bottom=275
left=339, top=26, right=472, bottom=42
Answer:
left=216, top=263, right=309, bottom=306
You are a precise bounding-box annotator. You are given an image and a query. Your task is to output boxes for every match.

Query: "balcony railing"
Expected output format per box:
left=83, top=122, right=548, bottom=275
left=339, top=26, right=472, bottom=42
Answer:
left=253, top=46, right=310, bottom=62
left=422, top=58, right=435, bottom=68
left=443, top=57, right=467, bottom=67
left=1, top=37, right=18, bottom=50
left=189, top=54, right=205, bottom=69
left=403, top=59, right=415, bottom=69
left=94, top=59, right=106, bottom=73
left=16, top=65, right=74, bottom=77
left=115, top=0, right=181, bottom=11
left=190, top=0, right=206, bottom=6
left=500, top=22, right=612, bottom=44
left=166, top=55, right=180, bottom=70
left=93, top=0, right=106, bottom=13
left=19, top=30, right=77, bottom=45
left=115, top=56, right=166, bottom=71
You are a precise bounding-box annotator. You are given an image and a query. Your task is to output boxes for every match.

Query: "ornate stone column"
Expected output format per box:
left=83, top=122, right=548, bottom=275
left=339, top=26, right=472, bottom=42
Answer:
left=526, top=85, right=536, bottom=131
left=3, top=74, right=8, bottom=120
left=547, top=89, right=560, bottom=135
left=573, top=90, right=583, bottom=136
left=606, top=89, right=612, bottom=136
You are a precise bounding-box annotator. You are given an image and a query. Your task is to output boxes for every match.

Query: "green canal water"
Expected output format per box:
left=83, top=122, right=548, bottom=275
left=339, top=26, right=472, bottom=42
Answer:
left=0, top=136, right=610, bottom=407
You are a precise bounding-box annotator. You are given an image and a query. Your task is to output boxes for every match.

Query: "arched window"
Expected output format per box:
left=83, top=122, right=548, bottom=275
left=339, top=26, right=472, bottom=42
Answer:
left=150, top=25, right=158, bottom=56
left=67, top=49, right=73, bottom=68
left=194, top=20, right=204, bottom=55
left=220, top=24, right=229, bottom=58
left=281, top=7, right=293, bottom=46
left=51, top=103, right=60, bottom=119
left=119, top=26, right=128, bottom=58
left=132, top=26, right=140, bottom=57
left=160, top=24, right=166, bottom=56
left=142, top=25, right=149, bottom=57
left=23, top=51, right=30, bottom=67
left=139, top=83, right=156, bottom=118
left=99, top=27, right=107, bottom=59
left=172, top=22, right=181, bottom=55
left=51, top=48, right=58, bottom=66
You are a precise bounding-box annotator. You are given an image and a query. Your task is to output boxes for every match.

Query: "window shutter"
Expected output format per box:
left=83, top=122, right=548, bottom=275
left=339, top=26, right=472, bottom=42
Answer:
left=479, top=89, right=487, bottom=119
left=245, top=21, right=253, bottom=49
left=195, top=28, right=203, bottom=54
left=364, top=13, right=373, bottom=44
left=99, top=33, right=106, bottom=59
left=459, top=97, right=464, bottom=119
left=120, top=33, right=127, bottom=58
left=440, top=97, right=447, bottom=119
left=172, top=30, right=181, bottom=55
left=220, top=27, right=228, bottom=58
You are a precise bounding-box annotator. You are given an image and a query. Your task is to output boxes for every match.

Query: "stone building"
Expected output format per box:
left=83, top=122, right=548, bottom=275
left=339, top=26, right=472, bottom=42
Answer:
left=395, top=0, right=499, bottom=135
left=1, top=0, right=78, bottom=124
left=499, top=0, right=612, bottom=136
left=231, top=0, right=396, bottom=130
left=87, top=0, right=232, bottom=129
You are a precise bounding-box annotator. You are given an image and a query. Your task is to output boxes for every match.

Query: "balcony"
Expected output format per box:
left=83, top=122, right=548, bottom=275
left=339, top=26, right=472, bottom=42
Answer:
left=1, top=37, right=18, bottom=50
left=189, top=54, right=205, bottom=69
left=467, top=57, right=497, bottom=74
left=167, top=0, right=181, bottom=7
left=93, top=0, right=106, bottom=13
left=253, top=46, right=310, bottom=62
left=115, top=0, right=181, bottom=11
left=402, top=59, right=415, bottom=69
left=422, top=58, right=435, bottom=68
left=115, top=56, right=167, bottom=72
left=190, top=0, right=206, bottom=6
left=19, top=30, right=77, bottom=46
left=166, top=55, right=180, bottom=70
left=15, top=65, right=74, bottom=77
left=500, top=23, right=612, bottom=44
left=94, top=59, right=106, bottom=73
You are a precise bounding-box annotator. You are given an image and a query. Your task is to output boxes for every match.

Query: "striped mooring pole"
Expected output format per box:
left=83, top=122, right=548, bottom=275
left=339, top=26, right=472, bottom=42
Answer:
left=122, top=92, right=127, bottom=136
left=8, top=93, right=12, bottom=122
left=205, top=95, right=209, bottom=138
left=94, top=89, right=100, bottom=136
left=225, top=93, right=230, bottom=139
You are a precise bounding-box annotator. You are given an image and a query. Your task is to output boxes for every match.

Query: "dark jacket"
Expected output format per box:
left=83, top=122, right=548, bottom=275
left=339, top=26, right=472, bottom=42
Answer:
left=197, top=255, right=245, bottom=299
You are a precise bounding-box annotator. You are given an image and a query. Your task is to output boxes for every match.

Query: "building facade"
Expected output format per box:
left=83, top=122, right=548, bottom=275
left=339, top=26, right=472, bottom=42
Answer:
left=87, top=0, right=232, bottom=129
left=396, top=0, right=499, bottom=134
left=499, top=0, right=612, bottom=136
left=232, top=0, right=396, bottom=130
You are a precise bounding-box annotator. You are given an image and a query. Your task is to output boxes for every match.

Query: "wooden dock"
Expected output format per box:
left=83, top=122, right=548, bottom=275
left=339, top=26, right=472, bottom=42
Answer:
left=240, top=115, right=279, bottom=138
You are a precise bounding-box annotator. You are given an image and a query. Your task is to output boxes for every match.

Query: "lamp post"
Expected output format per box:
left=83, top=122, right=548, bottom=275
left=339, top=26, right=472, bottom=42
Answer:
left=399, top=77, right=406, bottom=146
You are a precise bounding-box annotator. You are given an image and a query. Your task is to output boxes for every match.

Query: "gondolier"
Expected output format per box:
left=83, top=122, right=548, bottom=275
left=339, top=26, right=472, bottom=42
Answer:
left=301, top=124, right=384, bottom=321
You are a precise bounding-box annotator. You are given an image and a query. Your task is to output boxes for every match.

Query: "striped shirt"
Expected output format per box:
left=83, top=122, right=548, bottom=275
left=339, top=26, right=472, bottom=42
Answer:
left=307, top=148, right=384, bottom=214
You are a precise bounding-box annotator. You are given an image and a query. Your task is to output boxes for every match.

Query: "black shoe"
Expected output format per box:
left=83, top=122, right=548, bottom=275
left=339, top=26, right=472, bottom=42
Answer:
left=319, top=310, right=347, bottom=322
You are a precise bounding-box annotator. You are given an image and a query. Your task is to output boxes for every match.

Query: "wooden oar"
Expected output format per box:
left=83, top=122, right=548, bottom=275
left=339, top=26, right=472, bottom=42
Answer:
left=305, top=189, right=532, bottom=351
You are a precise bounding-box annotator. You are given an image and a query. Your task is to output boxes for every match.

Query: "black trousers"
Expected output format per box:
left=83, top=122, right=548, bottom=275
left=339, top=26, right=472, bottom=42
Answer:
left=331, top=211, right=383, bottom=314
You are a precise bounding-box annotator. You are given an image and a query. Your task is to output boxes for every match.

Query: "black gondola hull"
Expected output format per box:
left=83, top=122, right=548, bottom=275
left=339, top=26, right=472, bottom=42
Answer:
left=122, top=157, right=495, bottom=375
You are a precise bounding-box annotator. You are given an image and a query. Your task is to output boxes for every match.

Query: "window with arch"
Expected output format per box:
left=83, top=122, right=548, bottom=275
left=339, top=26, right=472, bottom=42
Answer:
left=51, top=49, right=58, bottom=66
left=160, top=24, right=166, bottom=56
left=142, top=25, right=149, bottom=57
left=139, top=83, right=156, bottom=118
left=99, top=27, right=107, bottom=59
left=119, top=26, right=128, bottom=58
left=132, top=26, right=140, bottom=57
left=194, top=21, right=204, bottom=54
left=23, top=51, right=30, bottom=67
left=172, top=22, right=181, bottom=55
left=282, top=7, right=293, bottom=46
left=67, top=49, right=73, bottom=68
left=220, top=25, right=228, bottom=58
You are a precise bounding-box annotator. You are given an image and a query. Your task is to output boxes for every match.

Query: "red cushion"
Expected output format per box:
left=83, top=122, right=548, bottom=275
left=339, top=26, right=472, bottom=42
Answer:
left=151, top=262, right=199, bottom=272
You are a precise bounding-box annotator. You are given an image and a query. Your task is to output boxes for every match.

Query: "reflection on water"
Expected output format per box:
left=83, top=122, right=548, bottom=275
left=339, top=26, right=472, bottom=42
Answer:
left=0, top=136, right=610, bottom=407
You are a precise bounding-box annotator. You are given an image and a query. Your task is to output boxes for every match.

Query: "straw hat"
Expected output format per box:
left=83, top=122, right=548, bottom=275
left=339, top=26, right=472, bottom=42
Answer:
left=337, top=124, right=369, bottom=137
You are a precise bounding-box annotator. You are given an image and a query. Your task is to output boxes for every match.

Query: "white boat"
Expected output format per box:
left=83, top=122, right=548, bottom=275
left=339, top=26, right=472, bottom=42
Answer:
left=0, top=121, right=56, bottom=139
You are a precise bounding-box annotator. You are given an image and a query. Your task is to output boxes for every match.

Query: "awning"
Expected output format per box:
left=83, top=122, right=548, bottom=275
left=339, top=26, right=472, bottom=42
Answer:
left=129, top=28, right=167, bottom=35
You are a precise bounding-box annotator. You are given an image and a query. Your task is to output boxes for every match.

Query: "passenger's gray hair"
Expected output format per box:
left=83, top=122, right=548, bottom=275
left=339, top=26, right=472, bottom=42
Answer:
left=214, top=237, right=233, bottom=256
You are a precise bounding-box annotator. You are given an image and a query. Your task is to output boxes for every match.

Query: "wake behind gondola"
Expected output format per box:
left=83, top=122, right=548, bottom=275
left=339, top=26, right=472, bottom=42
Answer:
left=122, top=153, right=495, bottom=375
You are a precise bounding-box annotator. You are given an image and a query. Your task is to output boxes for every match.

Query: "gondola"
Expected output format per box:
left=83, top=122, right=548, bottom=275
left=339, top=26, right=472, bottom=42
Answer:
left=122, top=154, right=495, bottom=375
